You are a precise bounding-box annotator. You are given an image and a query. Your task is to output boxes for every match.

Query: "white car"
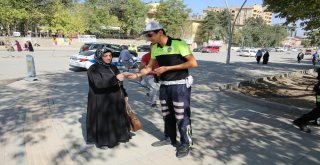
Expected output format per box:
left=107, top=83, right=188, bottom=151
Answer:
left=239, top=49, right=257, bottom=57
left=69, top=49, right=141, bottom=70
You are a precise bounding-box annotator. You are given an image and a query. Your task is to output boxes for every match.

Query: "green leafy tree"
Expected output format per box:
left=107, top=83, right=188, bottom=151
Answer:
left=241, top=17, right=287, bottom=47
left=89, top=0, right=146, bottom=37
left=154, top=0, right=191, bottom=38
left=195, top=11, right=229, bottom=43
left=263, top=0, right=320, bottom=31
left=0, top=0, right=28, bottom=35
left=232, top=29, right=242, bottom=46
left=305, top=30, right=320, bottom=46
left=122, top=0, right=147, bottom=36
left=84, top=3, right=121, bottom=37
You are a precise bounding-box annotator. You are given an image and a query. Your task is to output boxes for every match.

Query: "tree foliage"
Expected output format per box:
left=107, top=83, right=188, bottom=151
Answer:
left=154, top=0, right=191, bottom=38
left=263, top=0, right=320, bottom=31
left=304, top=30, right=320, bottom=46
left=0, top=0, right=146, bottom=37
left=196, top=14, right=287, bottom=47
left=195, top=11, right=229, bottom=43
left=241, top=17, right=287, bottom=47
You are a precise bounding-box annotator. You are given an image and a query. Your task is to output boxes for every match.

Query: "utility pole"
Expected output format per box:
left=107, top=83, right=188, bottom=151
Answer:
left=224, top=0, right=247, bottom=64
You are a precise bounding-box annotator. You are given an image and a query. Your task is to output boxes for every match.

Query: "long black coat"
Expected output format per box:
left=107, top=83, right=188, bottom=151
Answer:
left=86, top=64, right=131, bottom=147
left=263, top=52, right=269, bottom=64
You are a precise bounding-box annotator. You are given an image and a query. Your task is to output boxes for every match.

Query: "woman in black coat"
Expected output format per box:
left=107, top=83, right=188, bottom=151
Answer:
left=263, top=51, right=270, bottom=64
left=28, top=41, right=34, bottom=52
left=86, top=49, right=131, bottom=149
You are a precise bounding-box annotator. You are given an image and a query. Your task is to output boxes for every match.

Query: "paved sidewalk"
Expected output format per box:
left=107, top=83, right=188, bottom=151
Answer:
left=1, top=61, right=320, bottom=165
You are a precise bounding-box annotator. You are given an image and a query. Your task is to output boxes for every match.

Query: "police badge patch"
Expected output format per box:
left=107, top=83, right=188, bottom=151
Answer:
left=167, top=47, right=172, bottom=53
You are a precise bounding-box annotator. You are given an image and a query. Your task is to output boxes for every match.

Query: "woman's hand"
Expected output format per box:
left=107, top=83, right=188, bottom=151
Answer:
left=126, top=73, right=138, bottom=80
left=116, top=73, right=125, bottom=81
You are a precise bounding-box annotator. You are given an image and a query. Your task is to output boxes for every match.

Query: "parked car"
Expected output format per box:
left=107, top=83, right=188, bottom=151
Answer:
left=239, top=49, right=257, bottom=57
left=79, top=43, right=138, bottom=57
left=236, top=48, right=244, bottom=52
left=137, top=45, right=151, bottom=52
left=193, top=46, right=204, bottom=52
left=275, top=47, right=286, bottom=52
left=305, top=48, right=314, bottom=55
left=70, top=47, right=141, bottom=70
left=267, top=47, right=276, bottom=52
left=201, top=46, right=220, bottom=53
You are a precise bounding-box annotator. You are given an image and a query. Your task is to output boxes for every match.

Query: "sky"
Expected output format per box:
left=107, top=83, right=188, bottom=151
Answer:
left=143, top=0, right=304, bottom=36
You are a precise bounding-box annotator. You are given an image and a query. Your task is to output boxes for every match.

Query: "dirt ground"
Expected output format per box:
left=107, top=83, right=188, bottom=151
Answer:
left=235, top=73, right=318, bottom=109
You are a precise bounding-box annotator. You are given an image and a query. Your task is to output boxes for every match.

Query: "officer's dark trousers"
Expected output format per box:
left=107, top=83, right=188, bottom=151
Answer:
left=160, top=84, right=192, bottom=148
left=294, top=108, right=320, bottom=125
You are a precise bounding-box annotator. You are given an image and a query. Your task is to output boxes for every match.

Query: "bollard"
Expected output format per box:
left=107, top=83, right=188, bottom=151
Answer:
left=25, top=54, right=38, bottom=81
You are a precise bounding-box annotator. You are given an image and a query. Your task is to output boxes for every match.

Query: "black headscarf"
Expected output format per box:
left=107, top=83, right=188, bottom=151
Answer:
left=94, top=49, right=113, bottom=66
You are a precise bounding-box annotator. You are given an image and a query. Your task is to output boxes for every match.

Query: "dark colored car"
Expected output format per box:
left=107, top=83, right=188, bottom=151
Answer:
left=79, top=43, right=138, bottom=57
left=137, top=45, right=151, bottom=52
left=193, top=47, right=204, bottom=52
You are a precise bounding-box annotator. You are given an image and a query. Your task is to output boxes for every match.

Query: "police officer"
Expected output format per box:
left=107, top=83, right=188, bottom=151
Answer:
left=127, top=21, right=198, bottom=158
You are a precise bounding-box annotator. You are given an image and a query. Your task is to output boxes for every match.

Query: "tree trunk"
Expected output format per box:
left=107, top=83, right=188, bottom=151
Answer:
left=35, top=26, right=38, bottom=37
left=7, top=24, right=10, bottom=36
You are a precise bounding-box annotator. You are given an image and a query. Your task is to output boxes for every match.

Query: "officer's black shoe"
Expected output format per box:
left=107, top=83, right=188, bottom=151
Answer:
left=293, top=120, right=311, bottom=133
left=176, top=145, right=190, bottom=158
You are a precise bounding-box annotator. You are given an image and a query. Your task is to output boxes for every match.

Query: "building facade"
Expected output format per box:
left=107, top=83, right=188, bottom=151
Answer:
left=203, top=5, right=272, bottom=26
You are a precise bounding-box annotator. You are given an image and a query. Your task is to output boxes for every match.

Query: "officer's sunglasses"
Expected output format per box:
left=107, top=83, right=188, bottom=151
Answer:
left=145, top=30, right=160, bottom=38
left=145, top=32, right=155, bottom=38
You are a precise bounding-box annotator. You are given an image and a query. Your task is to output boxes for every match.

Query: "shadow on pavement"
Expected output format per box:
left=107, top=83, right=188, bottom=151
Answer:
left=0, top=59, right=319, bottom=164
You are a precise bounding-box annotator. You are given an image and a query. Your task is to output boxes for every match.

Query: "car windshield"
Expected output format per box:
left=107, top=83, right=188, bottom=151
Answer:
left=90, top=44, right=102, bottom=49
left=81, top=44, right=91, bottom=50
left=110, top=44, right=121, bottom=50
left=79, top=51, right=95, bottom=56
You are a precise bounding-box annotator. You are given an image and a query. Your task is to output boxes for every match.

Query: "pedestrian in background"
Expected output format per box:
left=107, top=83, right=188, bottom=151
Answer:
left=312, top=52, right=319, bottom=66
left=255, top=50, right=263, bottom=64
left=297, top=52, right=304, bottom=63
left=24, top=41, right=29, bottom=51
left=293, top=69, right=320, bottom=133
left=28, top=41, right=34, bottom=52
left=262, top=51, right=269, bottom=64
left=119, top=45, right=133, bottom=72
left=139, top=43, right=160, bottom=107
left=15, top=40, right=22, bottom=52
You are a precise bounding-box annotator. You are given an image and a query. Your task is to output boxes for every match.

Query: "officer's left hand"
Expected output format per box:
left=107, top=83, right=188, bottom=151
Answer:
left=154, top=66, right=168, bottom=76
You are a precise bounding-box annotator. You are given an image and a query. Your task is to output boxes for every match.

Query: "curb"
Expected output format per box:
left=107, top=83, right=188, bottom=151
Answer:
left=0, top=77, right=24, bottom=86
left=218, top=69, right=317, bottom=90
left=219, top=69, right=317, bottom=115
left=222, top=89, right=309, bottom=116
